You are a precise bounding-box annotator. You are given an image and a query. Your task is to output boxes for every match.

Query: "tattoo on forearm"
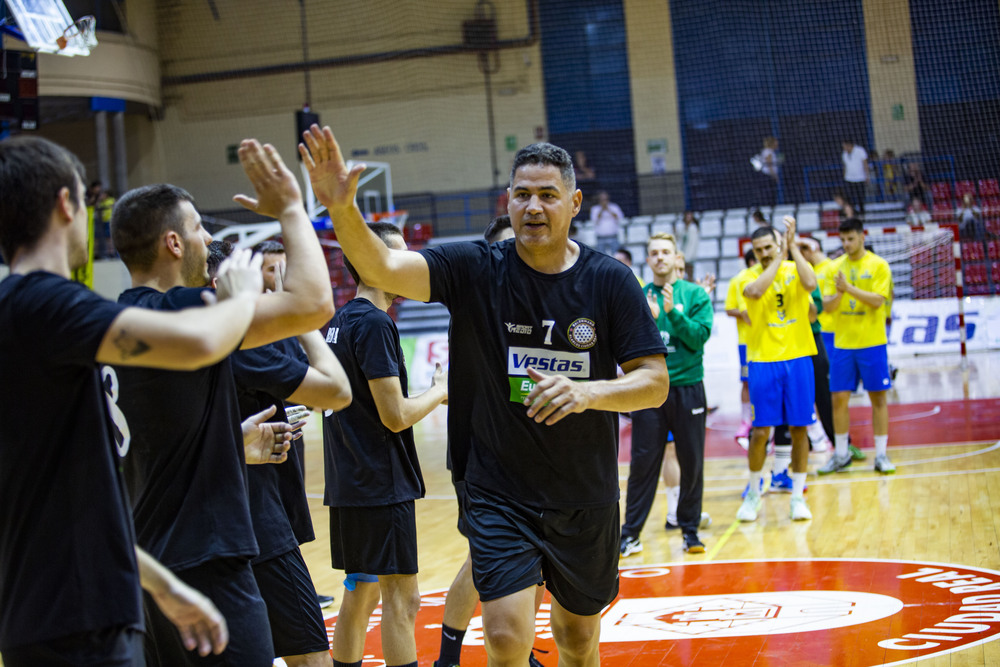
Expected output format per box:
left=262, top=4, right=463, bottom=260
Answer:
left=114, top=330, right=152, bottom=360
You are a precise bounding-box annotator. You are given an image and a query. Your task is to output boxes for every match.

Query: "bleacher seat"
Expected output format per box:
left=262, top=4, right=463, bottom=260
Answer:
left=630, top=215, right=653, bottom=226
left=979, top=178, right=999, bottom=198
left=723, top=216, right=746, bottom=237
left=724, top=207, right=748, bottom=218
left=797, top=210, right=820, bottom=232
left=931, top=181, right=952, bottom=203
left=821, top=210, right=840, bottom=231
left=987, top=219, right=1000, bottom=236
left=651, top=218, right=675, bottom=235
left=721, top=237, right=740, bottom=257
left=956, top=181, right=977, bottom=199
left=982, top=198, right=1000, bottom=216
left=625, top=221, right=650, bottom=244
left=931, top=203, right=953, bottom=223
left=693, top=260, right=717, bottom=281
left=821, top=236, right=841, bottom=254
left=702, top=209, right=725, bottom=219
left=772, top=204, right=797, bottom=219
left=625, top=243, right=646, bottom=263
left=962, top=242, right=985, bottom=261
left=696, top=238, right=720, bottom=260
left=718, top=258, right=745, bottom=280
left=654, top=213, right=677, bottom=225
left=576, top=225, right=597, bottom=247
left=992, top=262, right=1000, bottom=285
left=797, top=202, right=820, bottom=213
left=700, top=217, right=723, bottom=238
left=988, top=240, right=1000, bottom=260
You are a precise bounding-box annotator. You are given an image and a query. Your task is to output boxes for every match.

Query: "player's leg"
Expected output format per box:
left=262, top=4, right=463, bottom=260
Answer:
left=735, top=344, right=752, bottom=447
left=437, top=552, right=478, bottom=666
left=548, top=600, right=601, bottom=667
left=859, top=344, right=894, bottom=473
left=785, top=358, right=816, bottom=520
left=621, top=404, right=669, bottom=554
left=331, top=577, right=380, bottom=663
left=661, top=437, right=681, bottom=528
left=480, top=587, right=538, bottom=665
left=811, top=331, right=835, bottom=446
left=739, top=361, right=777, bottom=521
left=670, top=383, right=708, bottom=552
left=379, top=574, right=421, bottom=666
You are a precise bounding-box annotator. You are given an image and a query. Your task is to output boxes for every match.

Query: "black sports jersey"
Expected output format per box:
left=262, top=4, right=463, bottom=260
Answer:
left=0, top=273, right=142, bottom=650
left=322, top=298, right=424, bottom=507
left=231, top=340, right=313, bottom=562
left=420, top=239, right=667, bottom=509
left=111, top=286, right=257, bottom=570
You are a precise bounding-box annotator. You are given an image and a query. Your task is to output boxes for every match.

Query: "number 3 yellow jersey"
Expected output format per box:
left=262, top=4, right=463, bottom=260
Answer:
left=743, top=260, right=817, bottom=362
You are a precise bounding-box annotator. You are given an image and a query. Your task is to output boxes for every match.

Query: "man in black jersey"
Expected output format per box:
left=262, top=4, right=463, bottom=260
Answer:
left=323, top=221, right=448, bottom=667
left=302, top=126, right=669, bottom=667
left=0, top=136, right=253, bottom=665
left=229, top=240, right=352, bottom=667
left=108, top=139, right=336, bottom=667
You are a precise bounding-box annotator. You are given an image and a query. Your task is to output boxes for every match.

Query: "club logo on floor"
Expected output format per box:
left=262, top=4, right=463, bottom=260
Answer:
left=322, top=559, right=1000, bottom=666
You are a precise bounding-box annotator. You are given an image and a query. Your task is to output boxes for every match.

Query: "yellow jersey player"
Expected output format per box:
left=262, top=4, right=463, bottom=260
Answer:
left=725, top=249, right=757, bottom=448
left=738, top=219, right=817, bottom=522
left=818, top=217, right=895, bottom=475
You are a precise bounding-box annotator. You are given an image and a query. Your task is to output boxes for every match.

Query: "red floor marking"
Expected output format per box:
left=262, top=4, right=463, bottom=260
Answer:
left=619, top=398, right=1000, bottom=462
left=325, top=559, right=1000, bottom=666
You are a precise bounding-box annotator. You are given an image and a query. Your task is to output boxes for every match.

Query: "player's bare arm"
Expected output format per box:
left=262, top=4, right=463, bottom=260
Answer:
left=524, top=354, right=668, bottom=426
left=785, top=217, right=817, bottom=291
left=285, top=330, right=353, bottom=411
left=233, top=139, right=335, bottom=348
left=95, top=249, right=263, bottom=369
left=834, top=271, right=886, bottom=308
left=369, top=362, right=448, bottom=433
left=299, top=124, right=431, bottom=302
left=136, top=547, right=229, bottom=657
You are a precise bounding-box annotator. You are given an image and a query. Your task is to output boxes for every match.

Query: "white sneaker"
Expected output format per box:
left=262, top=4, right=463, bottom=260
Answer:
left=810, top=436, right=831, bottom=452
left=790, top=496, right=812, bottom=521
left=874, top=453, right=896, bottom=474
left=700, top=512, right=712, bottom=529
left=737, top=491, right=762, bottom=522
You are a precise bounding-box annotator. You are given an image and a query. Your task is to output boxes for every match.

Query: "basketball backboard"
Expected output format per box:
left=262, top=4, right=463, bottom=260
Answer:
left=3, top=0, right=95, bottom=56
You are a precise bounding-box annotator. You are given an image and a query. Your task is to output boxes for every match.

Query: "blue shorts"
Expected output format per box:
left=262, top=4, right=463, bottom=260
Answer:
left=748, top=357, right=816, bottom=427
left=821, top=331, right=835, bottom=355
left=829, top=344, right=891, bottom=393
left=739, top=344, right=749, bottom=382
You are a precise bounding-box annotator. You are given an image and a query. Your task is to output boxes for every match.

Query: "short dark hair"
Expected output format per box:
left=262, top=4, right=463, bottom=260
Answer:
left=744, top=248, right=756, bottom=266
left=207, top=240, right=234, bottom=281
left=751, top=209, right=766, bottom=223
left=751, top=225, right=778, bottom=241
left=839, top=217, right=864, bottom=234
left=252, top=239, right=285, bottom=255
left=0, top=136, right=86, bottom=263
left=484, top=215, right=512, bottom=244
left=344, top=222, right=404, bottom=285
left=510, top=143, right=575, bottom=191
left=615, top=246, right=633, bottom=263
left=111, top=184, right=196, bottom=272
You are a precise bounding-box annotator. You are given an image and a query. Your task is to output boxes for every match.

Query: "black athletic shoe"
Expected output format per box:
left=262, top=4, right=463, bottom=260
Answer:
left=317, top=594, right=335, bottom=609
left=683, top=533, right=705, bottom=554
left=529, top=648, right=549, bottom=667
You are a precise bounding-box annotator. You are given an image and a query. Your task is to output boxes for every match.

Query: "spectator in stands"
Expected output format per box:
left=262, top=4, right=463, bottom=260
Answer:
left=841, top=140, right=869, bottom=214
left=574, top=150, right=596, bottom=182
left=903, top=162, right=929, bottom=207
left=832, top=192, right=856, bottom=222
left=906, top=198, right=931, bottom=227
left=750, top=209, right=768, bottom=229
left=614, top=246, right=643, bottom=285
left=752, top=136, right=780, bottom=206
left=882, top=149, right=900, bottom=197
left=956, top=192, right=985, bottom=240
left=590, top=190, right=624, bottom=255
left=678, top=211, right=700, bottom=278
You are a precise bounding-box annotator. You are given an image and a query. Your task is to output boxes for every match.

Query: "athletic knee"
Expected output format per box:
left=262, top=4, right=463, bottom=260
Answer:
left=482, top=622, right=533, bottom=662
left=550, top=618, right=600, bottom=660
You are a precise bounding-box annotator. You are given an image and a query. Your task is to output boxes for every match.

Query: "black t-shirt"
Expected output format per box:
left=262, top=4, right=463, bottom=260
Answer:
left=420, top=239, right=667, bottom=509
left=111, top=286, right=257, bottom=570
left=322, top=298, right=425, bottom=507
left=231, top=339, right=313, bottom=562
left=0, top=273, right=142, bottom=650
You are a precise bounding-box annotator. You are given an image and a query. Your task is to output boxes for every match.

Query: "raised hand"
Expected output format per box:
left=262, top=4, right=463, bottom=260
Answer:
left=646, top=290, right=660, bottom=319
left=233, top=140, right=303, bottom=219
left=783, top=215, right=797, bottom=248
left=298, top=124, right=367, bottom=211
left=214, top=248, right=264, bottom=302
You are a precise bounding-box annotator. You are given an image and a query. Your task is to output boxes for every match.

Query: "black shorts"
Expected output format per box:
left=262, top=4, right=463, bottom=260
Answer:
left=2, top=626, right=144, bottom=667
left=463, top=484, right=620, bottom=617
left=329, top=501, right=418, bottom=575
left=144, top=557, right=273, bottom=667
left=253, top=548, right=330, bottom=657
left=455, top=481, right=469, bottom=538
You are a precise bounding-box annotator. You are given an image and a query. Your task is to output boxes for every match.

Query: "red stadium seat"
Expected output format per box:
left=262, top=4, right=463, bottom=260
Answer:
left=962, top=242, right=984, bottom=261
left=911, top=266, right=934, bottom=287
left=939, top=267, right=956, bottom=286
left=983, top=198, right=1000, bottom=216
left=987, top=219, right=1000, bottom=236
left=965, top=262, right=987, bottom=286
left=979, top=178, right=1000, bottom=198
left=931, top=181, right=952, bottom=203
left=955, top=180, right=977, bottom=199
left=988, top=240, right=1000, bottom=260
left=992, top=262, right=1000, bottom=285
left=931, top=202, right=953, bottom=222
left=821, top=209, right=840, bottom=231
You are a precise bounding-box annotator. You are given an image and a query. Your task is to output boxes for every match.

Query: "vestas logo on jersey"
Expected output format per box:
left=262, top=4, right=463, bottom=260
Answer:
left=508, top=346, right=590, bottom=378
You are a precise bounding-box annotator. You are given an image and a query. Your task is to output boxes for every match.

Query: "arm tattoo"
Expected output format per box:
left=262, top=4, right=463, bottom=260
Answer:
left=114, top=329, right=152, bottom=360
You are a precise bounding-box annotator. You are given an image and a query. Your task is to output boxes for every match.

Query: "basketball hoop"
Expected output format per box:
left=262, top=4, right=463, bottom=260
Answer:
left=368, top=210, right=409, bottom=228
left=56, top=15, right=97, bottom=55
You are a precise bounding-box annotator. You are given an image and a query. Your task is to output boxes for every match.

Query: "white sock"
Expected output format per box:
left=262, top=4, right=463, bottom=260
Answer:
left=807, top=418, right=826, bottom=443
left=666, top=486, right=680, bottom=523
left=749, top=470, right=764, bottom=496
left=835, top=433, right=849, bottom=458
left=741, top=402, right=752, bottom=423
left=874, top=435, right=888, bottom=457
left=773, top=444, right=792, bottom=473
left=791, top=472, right=807, bottom=496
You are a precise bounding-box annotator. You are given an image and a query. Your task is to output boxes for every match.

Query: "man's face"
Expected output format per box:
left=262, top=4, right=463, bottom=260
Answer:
left=508, top=164, right=582, bottom=253
left=260, top=252, right=284, bottom=292
left=840, top=229, right=865, bottom=258
left=646, top=238, right=678, bottom=280
left=751, top=231, right=780, bottom=269
left=177, top=200, right=212, bottom=287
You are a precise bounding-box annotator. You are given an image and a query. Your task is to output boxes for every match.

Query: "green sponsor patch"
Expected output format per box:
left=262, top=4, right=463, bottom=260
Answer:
left=509, top=376, right=536, bottom=403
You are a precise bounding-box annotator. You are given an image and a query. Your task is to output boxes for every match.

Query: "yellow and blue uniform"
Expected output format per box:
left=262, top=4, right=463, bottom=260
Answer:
left=814, top=257, right=837, bottom=354
left=821, top=250, right=893, bottom=392
left=726, top=267, right=754, bottom=382
left=743, top=260, right=817, bottom=427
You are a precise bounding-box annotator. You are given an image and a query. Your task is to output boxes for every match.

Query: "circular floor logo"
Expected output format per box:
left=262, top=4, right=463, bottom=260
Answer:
left=322, top=559, right=1000, bottom=666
